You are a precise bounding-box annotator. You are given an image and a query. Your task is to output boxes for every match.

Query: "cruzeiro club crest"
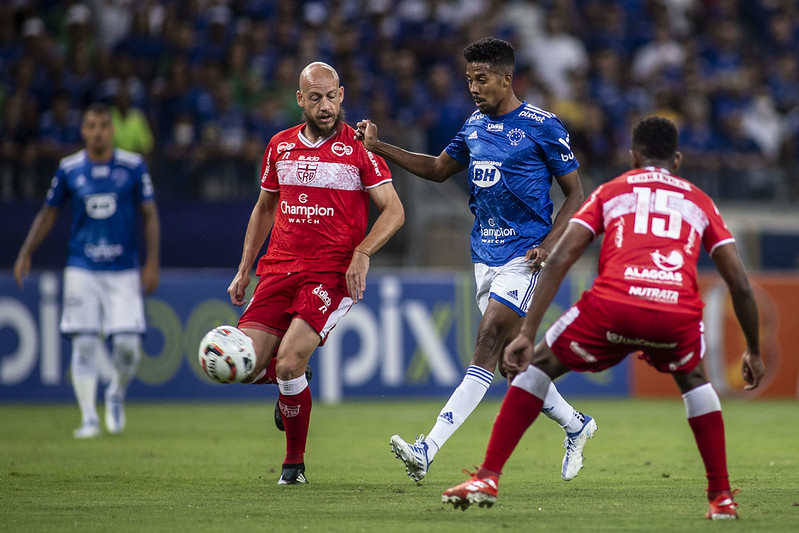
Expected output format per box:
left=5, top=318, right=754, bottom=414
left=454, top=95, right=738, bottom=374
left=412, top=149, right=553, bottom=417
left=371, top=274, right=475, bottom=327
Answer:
left=297, top=161, right=318, bottom=184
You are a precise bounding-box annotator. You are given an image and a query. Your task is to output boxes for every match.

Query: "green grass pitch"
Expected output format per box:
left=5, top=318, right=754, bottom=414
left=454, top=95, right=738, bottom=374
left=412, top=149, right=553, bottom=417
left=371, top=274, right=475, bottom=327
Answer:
left=1, top=398, right=797, bottom=532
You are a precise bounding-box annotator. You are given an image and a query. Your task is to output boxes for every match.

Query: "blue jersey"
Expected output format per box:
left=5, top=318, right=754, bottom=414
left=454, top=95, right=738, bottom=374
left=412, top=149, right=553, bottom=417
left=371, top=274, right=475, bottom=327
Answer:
left=46, top=148, right=155, bottom=271
left=445, top=102, right=579, bottom=266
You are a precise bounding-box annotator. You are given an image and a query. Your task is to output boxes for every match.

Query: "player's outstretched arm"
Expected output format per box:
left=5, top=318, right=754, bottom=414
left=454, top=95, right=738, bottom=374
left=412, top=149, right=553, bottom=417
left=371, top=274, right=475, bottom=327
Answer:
left=355, top=119, right=464, bottom=182
left=14, top=205, right=60, bottom=289
left=710, top=242, right=764, bottom=389
left=345, top=182, right=405, bottom=302
left=228, top=190, right=278, bottom=306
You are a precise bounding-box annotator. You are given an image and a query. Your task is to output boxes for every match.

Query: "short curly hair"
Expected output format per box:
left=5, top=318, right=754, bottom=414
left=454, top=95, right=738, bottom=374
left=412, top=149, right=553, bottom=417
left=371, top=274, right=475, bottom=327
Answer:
left=463, top=37, right=515, bottom=75
left=631, top=116, right=678, bottom=161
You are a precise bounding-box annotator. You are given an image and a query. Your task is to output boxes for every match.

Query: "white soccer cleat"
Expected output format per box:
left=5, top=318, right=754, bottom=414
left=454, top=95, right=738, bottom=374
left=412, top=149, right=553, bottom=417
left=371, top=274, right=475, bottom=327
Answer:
left=73, top=420, right=101, bottom=439
left=390, top=434, right=431, bottom=482
left=105, top=394, right=126, bottom=435
left=561, top=415, right=597, bottom=481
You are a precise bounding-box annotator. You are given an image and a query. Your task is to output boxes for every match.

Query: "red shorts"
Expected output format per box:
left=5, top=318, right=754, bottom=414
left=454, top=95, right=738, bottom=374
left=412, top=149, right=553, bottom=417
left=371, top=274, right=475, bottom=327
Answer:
left=238, top=271, right=353, bottom=345
left=545, top=290, right=704, bottom=374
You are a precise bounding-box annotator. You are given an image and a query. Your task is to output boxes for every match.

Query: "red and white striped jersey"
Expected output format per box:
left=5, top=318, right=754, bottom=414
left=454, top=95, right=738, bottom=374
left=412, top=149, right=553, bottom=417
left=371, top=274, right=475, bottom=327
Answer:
left=572, top=166, right=734, bottom=314
left=256, top=122, right=392, bottom=275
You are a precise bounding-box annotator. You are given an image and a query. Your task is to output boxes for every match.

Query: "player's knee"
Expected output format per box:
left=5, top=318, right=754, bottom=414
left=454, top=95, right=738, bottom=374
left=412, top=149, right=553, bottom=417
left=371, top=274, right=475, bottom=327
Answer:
left=71, top=334, right=102, bottom=373
left=275, top=355, right=308, bottom=381
left=112, top=333, right=141, bottom=370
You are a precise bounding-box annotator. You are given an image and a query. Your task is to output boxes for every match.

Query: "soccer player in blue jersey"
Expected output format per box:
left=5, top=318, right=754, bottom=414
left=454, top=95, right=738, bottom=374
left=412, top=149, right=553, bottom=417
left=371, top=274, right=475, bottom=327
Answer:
left=14, top=103, right=161, bottom=439
left=356, top=37, right=595, bottom=482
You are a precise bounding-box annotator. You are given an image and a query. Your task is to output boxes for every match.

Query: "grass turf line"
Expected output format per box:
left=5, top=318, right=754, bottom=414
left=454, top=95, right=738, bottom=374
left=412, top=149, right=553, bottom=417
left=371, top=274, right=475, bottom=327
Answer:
left=1, top=399, right=797, bottom=532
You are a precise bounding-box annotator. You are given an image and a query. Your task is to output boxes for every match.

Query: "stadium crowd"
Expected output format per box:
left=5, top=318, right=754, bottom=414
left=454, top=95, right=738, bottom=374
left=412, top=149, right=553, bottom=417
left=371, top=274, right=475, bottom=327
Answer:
left=1, top=0, right=798, bottom=203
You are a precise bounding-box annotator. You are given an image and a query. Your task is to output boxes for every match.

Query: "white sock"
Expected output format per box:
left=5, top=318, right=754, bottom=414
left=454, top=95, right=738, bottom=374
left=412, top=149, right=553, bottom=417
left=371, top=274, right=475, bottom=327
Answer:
left=277, top=374, right=308, bottom=395
left=682, top=382, right=721, bottom=418
left=107, top=333, right=141, bottom=399
left=425, top=365, right=493, bottom=461
left=540, top=381, right=585, bottom=434
left=71, top=334, right=101, bottom=425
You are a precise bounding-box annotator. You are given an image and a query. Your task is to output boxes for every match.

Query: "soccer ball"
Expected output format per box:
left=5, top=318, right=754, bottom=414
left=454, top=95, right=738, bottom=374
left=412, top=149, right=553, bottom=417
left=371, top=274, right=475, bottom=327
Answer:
left=198, top=326, right=256, bottom=383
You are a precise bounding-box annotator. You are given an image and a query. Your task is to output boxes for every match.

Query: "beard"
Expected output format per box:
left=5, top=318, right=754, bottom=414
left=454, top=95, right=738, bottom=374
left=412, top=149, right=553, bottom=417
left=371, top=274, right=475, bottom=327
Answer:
left=303, top=106, right=346, bottom=139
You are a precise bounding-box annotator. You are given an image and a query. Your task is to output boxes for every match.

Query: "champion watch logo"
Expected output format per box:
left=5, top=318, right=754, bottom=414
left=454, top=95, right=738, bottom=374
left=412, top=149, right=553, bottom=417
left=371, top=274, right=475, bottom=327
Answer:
left=438, top=411, right=454, bottom=424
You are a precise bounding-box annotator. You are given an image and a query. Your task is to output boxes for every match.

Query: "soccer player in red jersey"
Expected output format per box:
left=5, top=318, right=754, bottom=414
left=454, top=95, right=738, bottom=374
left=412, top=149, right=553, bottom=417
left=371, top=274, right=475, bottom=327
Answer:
left=226, top=62, right=404, bottom=484
left=442, top=116, right=765, bottom=519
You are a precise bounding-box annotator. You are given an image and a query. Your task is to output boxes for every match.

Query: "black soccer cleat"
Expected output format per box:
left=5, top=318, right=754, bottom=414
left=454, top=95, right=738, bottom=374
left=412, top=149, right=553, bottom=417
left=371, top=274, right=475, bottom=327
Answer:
left=277, top=462, right=308, bottom=485
left=274, top=365, right=313, bottom=431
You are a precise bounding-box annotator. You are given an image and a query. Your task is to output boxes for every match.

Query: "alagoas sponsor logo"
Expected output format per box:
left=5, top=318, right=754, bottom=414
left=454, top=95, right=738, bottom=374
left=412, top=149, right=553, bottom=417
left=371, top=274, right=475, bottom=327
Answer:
left=651, top=249, right=684, bottom=271
left=606, top=331, right=678, bottom=349
left=624, top=266, right=683, bottom=283
left=486, top=123, right=504, bottom=132
left=628, top=285, right=679, bottom=303
left=472, top=161, right=502, bottom=188
left=312, top=283, right=332, bottom=313
left=332, top=142, right=353, bottom=156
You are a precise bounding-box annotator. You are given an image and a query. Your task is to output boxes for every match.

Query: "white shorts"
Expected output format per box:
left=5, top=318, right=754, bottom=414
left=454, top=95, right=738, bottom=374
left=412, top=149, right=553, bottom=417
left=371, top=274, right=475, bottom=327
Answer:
left=60, top=266, right=146, bottom=335
left=474, top=256, right=540, bottom=316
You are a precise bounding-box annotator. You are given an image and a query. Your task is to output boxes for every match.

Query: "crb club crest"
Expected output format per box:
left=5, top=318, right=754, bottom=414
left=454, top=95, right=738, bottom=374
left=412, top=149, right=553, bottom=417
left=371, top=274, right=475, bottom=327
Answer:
left=297, top=161, right=318, bottom=183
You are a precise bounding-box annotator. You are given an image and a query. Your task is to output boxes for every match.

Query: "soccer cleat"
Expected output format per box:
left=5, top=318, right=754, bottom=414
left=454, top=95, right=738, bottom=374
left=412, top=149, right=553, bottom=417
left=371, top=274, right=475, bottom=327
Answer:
left=274, top=365, right=313, bottom=432
left=442, top=471, right=498, bottom=510
left=706, top=491, right=739, bottom=520
left=105, top=393, right=126, bottom=435
left=277, top=463, right=308, bottom=485
left=561, top=414, right=597, bottom=481
left=73, top=420, right=101, bottom=439
left=390, top=434, right=431, bottom=482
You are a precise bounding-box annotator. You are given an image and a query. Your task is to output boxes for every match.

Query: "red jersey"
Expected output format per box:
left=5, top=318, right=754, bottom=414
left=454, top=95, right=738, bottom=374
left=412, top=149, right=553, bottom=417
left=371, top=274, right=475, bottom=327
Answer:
left=257, top=123, right=392, bottom=275
left=572, top=166, right=734, bottom=315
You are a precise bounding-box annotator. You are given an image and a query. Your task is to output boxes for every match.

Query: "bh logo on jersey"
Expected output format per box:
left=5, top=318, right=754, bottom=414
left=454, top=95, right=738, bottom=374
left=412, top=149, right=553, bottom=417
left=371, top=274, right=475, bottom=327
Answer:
left=297, top=161, right=318, bottom=184
left=84, top=193, right=117, bottom=219
left=472, top=162, right=501, bottom=188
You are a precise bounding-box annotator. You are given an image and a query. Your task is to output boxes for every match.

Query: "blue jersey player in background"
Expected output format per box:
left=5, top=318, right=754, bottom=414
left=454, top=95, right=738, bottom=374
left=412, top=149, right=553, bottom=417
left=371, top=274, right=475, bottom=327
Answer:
left=357, top=37, right=596, bottom=484
left=14, top=103, right=161, bottom=439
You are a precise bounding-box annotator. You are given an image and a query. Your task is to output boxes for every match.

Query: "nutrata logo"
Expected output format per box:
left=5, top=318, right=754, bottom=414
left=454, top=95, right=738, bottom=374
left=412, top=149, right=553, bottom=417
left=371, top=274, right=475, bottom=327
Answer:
left=332, top=142, right=353, bottom=156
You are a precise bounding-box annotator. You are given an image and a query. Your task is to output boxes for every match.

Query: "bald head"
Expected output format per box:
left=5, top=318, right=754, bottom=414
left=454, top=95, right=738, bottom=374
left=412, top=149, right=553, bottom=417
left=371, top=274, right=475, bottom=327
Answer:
left=299, top=62, right=340, bottom=92
left=296, top=62, right=344, bottom=141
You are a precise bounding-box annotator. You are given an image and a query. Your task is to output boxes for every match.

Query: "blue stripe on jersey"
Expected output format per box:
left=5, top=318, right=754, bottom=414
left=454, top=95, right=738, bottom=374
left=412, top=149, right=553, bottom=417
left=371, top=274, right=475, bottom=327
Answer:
left=465, top=365, right=494, bottom=386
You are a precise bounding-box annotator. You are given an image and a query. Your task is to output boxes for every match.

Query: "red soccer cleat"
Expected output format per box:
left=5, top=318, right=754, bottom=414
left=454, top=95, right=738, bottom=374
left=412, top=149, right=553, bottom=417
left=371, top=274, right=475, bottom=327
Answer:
left=706, top=491, right=739, bottom=520
left=442, top=470, right=499, bottom=510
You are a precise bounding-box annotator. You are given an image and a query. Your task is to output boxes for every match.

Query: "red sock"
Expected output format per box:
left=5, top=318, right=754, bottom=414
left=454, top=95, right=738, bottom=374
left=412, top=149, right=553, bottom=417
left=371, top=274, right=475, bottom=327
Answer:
left=480, top=385, right=545, bottom=476
left=279, top=385, right=312, bottom=465
left=251, top=358, right=278, bottom=385
left=687, top=411, right=730, bottom=496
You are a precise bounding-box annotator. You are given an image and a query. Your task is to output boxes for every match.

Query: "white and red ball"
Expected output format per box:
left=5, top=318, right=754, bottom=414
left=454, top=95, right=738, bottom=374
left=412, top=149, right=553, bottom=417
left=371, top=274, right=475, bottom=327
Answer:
left=198, top=326, right=255, bottom=383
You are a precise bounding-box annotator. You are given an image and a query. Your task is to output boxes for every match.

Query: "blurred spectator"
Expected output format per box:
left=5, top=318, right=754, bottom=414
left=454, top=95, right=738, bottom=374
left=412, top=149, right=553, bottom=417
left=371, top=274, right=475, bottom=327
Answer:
left=0, top=0, right=796, bottom=204
left=111, top=84, right=154, bottom=156
left=37, top=90, right=83, bottom=179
